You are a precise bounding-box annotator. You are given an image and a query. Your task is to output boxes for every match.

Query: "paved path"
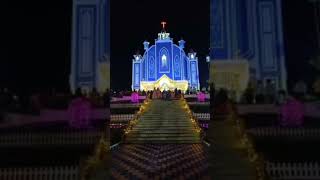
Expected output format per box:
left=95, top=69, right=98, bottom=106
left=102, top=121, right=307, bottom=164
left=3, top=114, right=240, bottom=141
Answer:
left=207, top=114, right=256, bottom=180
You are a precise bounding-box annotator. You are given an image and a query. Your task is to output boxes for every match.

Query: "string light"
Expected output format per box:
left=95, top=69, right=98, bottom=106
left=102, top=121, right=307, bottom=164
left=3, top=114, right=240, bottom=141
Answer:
left=181, top=98, right=203, bottom=139
left=234, top=116, right=266, bottom=179
left=123, top=98, right=150, bottom=136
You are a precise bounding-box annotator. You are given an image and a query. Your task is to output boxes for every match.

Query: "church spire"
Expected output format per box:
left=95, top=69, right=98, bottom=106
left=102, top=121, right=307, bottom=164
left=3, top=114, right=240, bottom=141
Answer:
left=158, top=21, right=170, bottom=40
left=161, top=21, right=167, bottom=32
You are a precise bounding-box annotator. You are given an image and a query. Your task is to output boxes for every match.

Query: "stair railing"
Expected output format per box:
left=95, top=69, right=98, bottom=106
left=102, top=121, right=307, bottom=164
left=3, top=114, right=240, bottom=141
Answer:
left=121, top=98, right=151, bottom=141
left=181, top=98, right=204, bottom=141
left=233, top=106, right=269, bottom=180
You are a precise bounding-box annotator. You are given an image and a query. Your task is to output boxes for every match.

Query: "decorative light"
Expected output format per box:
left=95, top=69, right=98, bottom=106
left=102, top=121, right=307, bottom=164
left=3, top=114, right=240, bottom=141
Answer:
left=197, top=92, right=206, bottom=102
left=280, top=98, right=304, bottom=127
left=206, top=56, right=210, bottom=63
left=131, top=92, right=139, bottom=103
left=68, top=97, right=91, bottom=128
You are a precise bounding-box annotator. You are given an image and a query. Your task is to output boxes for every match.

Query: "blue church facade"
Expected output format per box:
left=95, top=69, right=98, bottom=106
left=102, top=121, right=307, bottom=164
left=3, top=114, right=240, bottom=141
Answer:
left=132, top=29, right=200, bottom=92
left=210, top=0, right=287, bottom=90
left=70, top=0, right=110, bottom=93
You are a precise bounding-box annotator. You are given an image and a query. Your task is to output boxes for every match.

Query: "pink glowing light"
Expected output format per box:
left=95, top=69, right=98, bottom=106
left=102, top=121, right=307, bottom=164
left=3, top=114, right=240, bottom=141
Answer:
left=280, top=98, right=304, bottom=127
left=131, top=92, right=139, bottom=103
left=197, top=92, right=206, bottom=102
left=68, top=97, right=92, bottom=128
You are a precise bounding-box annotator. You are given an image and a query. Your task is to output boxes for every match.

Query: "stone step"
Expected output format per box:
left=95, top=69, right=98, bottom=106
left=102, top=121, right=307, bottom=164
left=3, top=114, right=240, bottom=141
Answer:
left=133, top=124, right=194, bottom=127
left=124, top=140, right=201, bottom=144
left=132, top=125, right=195, bottom=130
left=142, top=115, right=188, bottom=117
left=124, top=99, right=201, bottom=144
left=141, top=112, right=189, bottom=118
left=139, top=119, right=189, bottom=121
left=135, top=124, right=194, bottom=127
left=125, top=136, right=200, bottom=141
left=129, top=130, right=196, bottom=134
left=132, top=127, right=196, bottom=130
left=138, top=120, right=190, bottom=122
left=127, top=133, right=198, bottom=138
left=138, top=120, right=192, bottom=122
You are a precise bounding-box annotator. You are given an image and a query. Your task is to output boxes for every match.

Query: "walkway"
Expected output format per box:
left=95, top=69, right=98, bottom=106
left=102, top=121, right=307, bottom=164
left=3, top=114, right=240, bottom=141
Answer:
left=111, top=99, right=208, bottom=179
left=207, top=114, right=256, bottom=179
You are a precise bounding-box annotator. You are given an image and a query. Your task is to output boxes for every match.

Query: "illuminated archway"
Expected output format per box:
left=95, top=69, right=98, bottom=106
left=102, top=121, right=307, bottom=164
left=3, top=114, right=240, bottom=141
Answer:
left=140, top=75, right=189, bottom=92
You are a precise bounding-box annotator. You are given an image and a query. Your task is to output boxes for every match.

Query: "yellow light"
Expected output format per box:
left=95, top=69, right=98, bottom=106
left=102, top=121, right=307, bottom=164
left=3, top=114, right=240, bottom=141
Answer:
left=140, top=75, right=189, bottom=91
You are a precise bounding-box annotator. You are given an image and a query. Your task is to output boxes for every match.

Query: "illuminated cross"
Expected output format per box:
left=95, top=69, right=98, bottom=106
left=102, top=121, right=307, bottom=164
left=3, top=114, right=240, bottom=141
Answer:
left=161, top=21, right=167, bottom=31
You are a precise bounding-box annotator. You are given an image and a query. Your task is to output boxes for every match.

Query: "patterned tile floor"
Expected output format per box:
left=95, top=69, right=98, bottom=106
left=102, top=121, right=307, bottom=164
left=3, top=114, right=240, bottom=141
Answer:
left=111, top=144, right=209, bottom=180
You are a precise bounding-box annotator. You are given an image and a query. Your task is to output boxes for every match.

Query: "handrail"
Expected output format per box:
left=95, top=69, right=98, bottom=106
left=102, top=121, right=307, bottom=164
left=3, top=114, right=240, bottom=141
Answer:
left=203, top=140, right=211, bottom=147
left=234, top=111, right=268, bottom=180
left=121, top=98, right=151, bottom=141
left=110, top=142, right=121, bottom=150
left=182, top=98, right=204, bottom=141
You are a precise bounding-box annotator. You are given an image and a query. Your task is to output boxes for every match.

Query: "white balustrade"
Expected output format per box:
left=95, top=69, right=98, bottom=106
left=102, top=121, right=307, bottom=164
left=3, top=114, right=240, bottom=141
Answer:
left=110, top=103, right=141, bottom=108
left=0, top=131, right=103, bottom=146
left=110, top=114, right=135, bottom=122
left=266, top=162, right=320, bottom=179
left=193, top=113, right=210, bottom=121
left=187, top=102, right=210, bottom=105
left=184, top=94, right=210, bottom=99
left=0, top=166, right=79, bottom=180
left=247, top=128, right=320, bottom=137
left=1, top=109, right=109, bottom=129
left=111, top=96, right=146, bottom=102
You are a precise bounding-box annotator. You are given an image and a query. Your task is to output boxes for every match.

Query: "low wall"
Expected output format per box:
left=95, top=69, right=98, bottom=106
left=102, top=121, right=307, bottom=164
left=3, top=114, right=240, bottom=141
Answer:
left=0, top=166, right=79, bottom=180
left=237, top=103, right=320, bottom=118
left=111, top=96, right=146, bottom=102
left=1, top=109, right=110, bottom=128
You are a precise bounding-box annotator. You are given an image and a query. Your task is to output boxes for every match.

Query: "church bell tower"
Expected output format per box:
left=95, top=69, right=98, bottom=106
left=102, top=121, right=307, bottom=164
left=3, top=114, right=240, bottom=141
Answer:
left=70, top=0, right=110, bottom=94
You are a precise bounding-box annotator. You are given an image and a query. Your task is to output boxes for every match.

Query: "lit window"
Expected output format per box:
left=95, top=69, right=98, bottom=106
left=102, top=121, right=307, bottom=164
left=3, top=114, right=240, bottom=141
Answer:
left=161, top=54, right=167, bottom=67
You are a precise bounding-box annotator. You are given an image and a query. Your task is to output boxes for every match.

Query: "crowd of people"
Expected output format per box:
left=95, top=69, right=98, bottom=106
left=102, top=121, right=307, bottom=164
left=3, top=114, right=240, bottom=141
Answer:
left=208, top=78, right=320, bottom=120
left=241, top=79, right=319, bottom=105
left=147, top=88, right=183, bottom=100
left=1, top=78, right=318, bottom=120
left=110, top=87, right=201, bottom=99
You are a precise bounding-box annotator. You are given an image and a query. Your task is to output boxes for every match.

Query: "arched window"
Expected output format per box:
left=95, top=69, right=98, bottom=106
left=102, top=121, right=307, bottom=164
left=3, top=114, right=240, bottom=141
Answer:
left=174, top=55, right=180, bottom=78
left=161, top=54, right=167, bottom=67
left=159, top=48, right=169, bottom=72
left=149, top=56, right=155, bottom=79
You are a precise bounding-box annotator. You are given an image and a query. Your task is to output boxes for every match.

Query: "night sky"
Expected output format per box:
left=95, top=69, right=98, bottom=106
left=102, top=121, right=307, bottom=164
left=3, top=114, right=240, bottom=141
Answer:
left=3, top=0, right=318, bottom=93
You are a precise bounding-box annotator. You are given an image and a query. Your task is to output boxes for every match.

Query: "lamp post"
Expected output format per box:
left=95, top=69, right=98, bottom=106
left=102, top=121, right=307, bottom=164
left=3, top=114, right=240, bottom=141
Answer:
left=206, top=55, right=210, bottom=89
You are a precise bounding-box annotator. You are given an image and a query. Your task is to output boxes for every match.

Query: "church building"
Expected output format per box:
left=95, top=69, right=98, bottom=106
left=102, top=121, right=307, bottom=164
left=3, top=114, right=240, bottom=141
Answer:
left=132, top=22, right=200, bottom=92
left=70, top=0, right=110, bottom=94
left=210, top=0, right=287, bottom=91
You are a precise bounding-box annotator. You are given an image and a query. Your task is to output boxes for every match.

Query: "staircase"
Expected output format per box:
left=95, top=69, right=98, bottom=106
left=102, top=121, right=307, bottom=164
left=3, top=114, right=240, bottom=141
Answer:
left=110, top=99, right=209, bottom=179
left=124, top=100, right=200, bottom=143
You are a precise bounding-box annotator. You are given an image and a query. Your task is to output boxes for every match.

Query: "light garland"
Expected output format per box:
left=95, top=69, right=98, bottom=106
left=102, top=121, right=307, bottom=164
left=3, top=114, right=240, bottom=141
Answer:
left=234, top=116, right=266, bottom=180
left=221, top=102, right=266, bottom=180
left=181, top=98, right=204, bottom=139
left=123, top=99, right=150, bottom=136
left=81, top=136, right=109, bottom=180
